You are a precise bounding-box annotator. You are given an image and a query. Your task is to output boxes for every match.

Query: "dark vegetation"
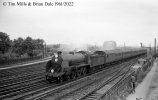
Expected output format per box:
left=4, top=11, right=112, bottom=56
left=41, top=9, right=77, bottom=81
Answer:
left=0, top=32, right=46, bottom=65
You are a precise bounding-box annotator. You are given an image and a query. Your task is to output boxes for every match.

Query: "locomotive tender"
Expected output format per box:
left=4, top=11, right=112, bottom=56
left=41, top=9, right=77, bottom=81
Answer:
left=45, top=49, right=147, bottom=82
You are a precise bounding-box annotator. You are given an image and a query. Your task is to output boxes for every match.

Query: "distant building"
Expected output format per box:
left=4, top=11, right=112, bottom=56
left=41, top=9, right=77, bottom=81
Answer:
left=102, top=41, right=117, bottom=50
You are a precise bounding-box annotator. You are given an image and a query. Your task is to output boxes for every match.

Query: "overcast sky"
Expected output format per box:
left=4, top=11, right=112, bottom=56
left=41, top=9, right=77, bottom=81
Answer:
left=0, top=0, right=158, bottom=47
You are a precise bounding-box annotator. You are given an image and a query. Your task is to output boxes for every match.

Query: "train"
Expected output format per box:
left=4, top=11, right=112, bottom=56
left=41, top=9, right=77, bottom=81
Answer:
left=45, top=48, right=147, bottom=83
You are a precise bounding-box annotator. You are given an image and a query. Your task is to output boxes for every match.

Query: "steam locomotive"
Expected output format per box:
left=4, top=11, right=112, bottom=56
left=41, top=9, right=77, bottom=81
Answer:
left=45, top=49, right=147, bottom=83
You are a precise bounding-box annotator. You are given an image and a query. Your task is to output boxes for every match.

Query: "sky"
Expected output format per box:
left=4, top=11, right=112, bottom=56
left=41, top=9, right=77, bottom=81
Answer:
left=0, top=0, right=158, bottom=47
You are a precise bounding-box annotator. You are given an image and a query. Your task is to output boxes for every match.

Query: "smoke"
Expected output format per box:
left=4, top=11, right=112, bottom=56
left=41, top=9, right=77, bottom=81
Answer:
left=58, top=43, right=87, bottom=52
left=59, top=41, right=118, bottom=52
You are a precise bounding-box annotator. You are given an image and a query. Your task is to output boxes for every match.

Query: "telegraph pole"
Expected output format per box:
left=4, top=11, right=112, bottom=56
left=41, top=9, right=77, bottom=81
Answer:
left=43, top=42, right=46, bottom=58
left=155, top=38, right=157, bottom=55
left=45, top=43, right=47, bottom=57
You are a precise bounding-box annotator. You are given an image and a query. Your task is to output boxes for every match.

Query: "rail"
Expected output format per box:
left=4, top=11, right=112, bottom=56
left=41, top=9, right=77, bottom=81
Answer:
left=101, top=71, right=134, bottom=100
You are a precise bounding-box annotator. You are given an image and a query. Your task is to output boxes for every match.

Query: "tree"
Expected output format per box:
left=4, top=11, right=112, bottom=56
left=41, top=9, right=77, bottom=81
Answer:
left=22, top=36, right=36, bottom=57
left=33, top=38, right=45, bottom=56
left=0, top=32, right=11, bottom=54
left=13, top=37, right=45, bottom=57
left=0, top=31, right=46, bottom=58
left=34, top=39, right=44, bottom=49
left=12, top=37, right=25, bottom=56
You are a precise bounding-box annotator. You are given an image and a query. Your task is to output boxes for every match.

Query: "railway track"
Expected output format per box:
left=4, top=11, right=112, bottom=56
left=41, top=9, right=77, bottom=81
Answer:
left=0, top=69, right=46, bottom=98
left=0, top=74, right=44, bottom=91
left=0, top=63, right=45, bottom=79
left=79, top=62, right=133, bottom=100
left=46, top=60, right=134, bottom=100
left=0, top=56, right=52, bottom=79
left=0, top=72, right=44, bottom=86
left=0, top=56, right=143, bottom=100
left=0, top=74, right=47, bottom=99
left=17, top=59, right=137, bottom=100
left=0, top=56, right=50, bottom=91
left=1, top=59, right=124, bottom=100
left=0, top=58, right=50, bottom=99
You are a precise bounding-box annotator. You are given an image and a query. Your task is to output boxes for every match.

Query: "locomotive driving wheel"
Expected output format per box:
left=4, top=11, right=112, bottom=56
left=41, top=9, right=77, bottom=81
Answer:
left=71, top=72, right=77, bottom=79
left=82, top=68, right=87, bottom=76
left=77, top=69, right=82, bottom=77
left=66, top=75, right=71, bottom=81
